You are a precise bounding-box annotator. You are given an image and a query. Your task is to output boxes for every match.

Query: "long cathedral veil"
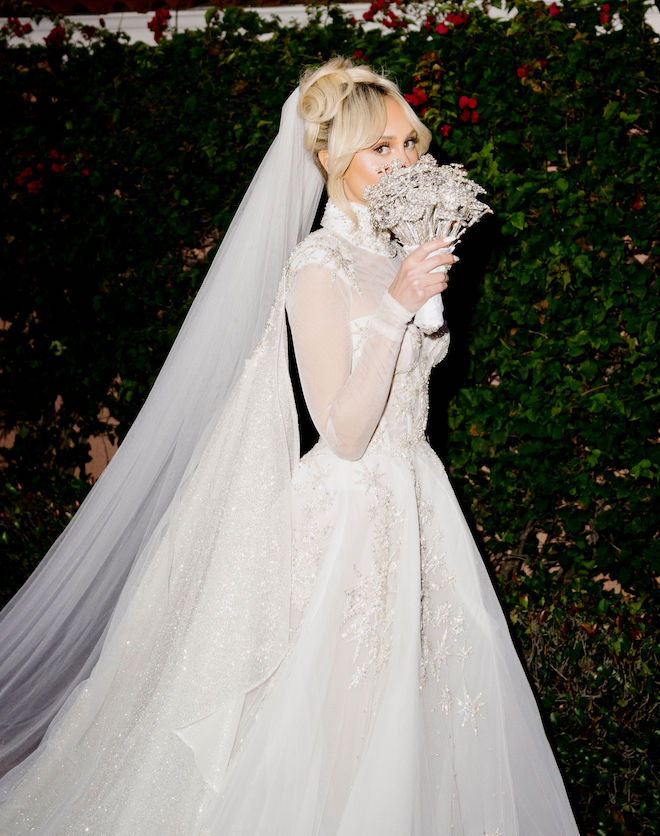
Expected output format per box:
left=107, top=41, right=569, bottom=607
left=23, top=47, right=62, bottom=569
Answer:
left=0, top=89, right=324, bottom=774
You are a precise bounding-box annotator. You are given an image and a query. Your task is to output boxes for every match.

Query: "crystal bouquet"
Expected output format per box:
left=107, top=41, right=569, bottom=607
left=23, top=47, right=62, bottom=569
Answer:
left=363, top=155, right=492, bottom=332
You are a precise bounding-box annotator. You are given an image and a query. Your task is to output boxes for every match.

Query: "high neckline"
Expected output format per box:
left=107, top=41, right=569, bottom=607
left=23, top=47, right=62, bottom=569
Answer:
left=321, top=201, right=398, bottom=258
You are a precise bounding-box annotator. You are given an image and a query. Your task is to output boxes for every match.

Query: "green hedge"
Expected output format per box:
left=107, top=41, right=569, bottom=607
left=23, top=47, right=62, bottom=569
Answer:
left=1, top=2, right=658, bottom=832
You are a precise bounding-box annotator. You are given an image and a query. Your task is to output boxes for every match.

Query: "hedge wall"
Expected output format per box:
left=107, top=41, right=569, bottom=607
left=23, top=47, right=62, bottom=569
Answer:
left=1, top=2, right=658, bottom=833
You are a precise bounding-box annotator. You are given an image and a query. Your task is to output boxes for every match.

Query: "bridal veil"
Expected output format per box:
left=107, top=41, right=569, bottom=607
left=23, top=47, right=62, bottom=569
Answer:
left=0, top=89, right=324, bottom=774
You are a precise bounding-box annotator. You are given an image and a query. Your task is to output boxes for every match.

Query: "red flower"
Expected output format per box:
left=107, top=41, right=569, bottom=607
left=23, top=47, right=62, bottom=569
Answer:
left=421, top=108, right=428, bottom=117
left=458, top=95, right=470, bottom=109
left=435, top=22, right=448, bottom=34
left=26, top=179, right=43, bottom=194
left=631, top=193, right=643, bottom=211
left=353, top=49, right=366, bottom=61
left=51, top=162, right=66, bottom=173
left=468, top=97, right=477, bottom=109
left=16, top=167, right=33, bottom=186
left=517, top=66, right=530, bottom=78
left=5, top=16, right=32, bottom=37
left=82, top=168, right=91, bottom=177
left=459, top=109, right=470, bottom=122
left=424, top=14, right=435, bottom=30
left=148, top=7, right=171, bottom=43
left=471, top=110, right=480, bottom=123
left=446, top=11, right=468, bottom=26
left=549, top=2, right=561, bottom=16
left=44, top=24, right=66, bottom=48
left=404, top=87, right=428, bottom=107
left=99, top=17, right=106, bottom=27
left=439, top=124, right=451, bottom=137
left=599, top=3, right=610, bottom=24
left=539, top=59, right=548, bottom=69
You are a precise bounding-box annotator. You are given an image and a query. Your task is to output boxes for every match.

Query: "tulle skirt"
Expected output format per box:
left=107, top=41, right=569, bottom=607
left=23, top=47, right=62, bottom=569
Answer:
left=0, top=440, right=579, bottom=835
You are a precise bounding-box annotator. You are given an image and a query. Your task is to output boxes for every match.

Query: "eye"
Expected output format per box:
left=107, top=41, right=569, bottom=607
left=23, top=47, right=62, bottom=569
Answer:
left=372, top=143, right=390, bottom=155
left=404, top=136, right=418, bottom=149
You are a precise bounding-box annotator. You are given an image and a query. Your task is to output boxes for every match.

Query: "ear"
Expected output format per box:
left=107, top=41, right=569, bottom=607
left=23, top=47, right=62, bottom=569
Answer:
left=317, top=149, right=329, bottom=172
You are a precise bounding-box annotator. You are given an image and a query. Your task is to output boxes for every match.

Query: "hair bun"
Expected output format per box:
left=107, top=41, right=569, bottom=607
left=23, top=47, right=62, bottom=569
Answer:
left=298, top=57, right=358, bottom=127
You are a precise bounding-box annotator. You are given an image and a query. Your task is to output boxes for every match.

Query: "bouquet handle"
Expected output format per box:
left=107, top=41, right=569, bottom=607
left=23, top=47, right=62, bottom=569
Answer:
left=403, top=244, right=451, bottom=334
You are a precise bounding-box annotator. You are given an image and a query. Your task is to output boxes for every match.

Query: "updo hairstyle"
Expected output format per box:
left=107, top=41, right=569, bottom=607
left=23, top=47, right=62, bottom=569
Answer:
left=298, top=57, right=431, bottom=223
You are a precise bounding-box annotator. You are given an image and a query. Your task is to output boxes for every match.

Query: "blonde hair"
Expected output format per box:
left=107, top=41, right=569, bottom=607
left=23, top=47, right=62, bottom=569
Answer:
left=298, top=57, right=431, bottom=224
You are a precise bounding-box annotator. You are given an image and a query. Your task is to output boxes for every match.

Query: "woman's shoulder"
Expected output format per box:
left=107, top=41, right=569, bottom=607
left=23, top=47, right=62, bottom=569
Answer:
left=285, top=227, right=354, bottom=285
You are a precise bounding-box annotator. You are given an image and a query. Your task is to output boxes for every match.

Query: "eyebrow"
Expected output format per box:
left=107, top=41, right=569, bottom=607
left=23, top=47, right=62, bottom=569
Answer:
left=372, top=130, right=418, bottom=143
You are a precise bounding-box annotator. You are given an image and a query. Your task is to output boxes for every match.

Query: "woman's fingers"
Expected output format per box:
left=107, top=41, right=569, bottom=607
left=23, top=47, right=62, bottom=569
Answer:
left=388, top=240, right=457, bottom=311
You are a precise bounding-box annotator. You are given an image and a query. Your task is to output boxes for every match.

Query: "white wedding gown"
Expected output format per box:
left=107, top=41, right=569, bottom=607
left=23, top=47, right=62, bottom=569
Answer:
left=0, top=202, right=579, bottom=835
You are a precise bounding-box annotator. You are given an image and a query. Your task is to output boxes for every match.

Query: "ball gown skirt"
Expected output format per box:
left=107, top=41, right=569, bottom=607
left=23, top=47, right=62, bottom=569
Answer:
left=0, top=203, right=579, bottom=835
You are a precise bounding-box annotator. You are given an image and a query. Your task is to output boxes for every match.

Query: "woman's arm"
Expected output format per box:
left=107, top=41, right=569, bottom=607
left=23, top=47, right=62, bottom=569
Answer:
left=287, top=261, right=412, bottom=460
left=287, top=240, right=452, bottom=460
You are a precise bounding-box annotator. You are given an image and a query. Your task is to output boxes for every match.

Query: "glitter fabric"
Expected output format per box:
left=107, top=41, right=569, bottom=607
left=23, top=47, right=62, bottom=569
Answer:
left=0, top=200, right=579, bottom=836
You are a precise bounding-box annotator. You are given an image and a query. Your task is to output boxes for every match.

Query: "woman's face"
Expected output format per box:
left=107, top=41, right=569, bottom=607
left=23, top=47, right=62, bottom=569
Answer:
left=342, top=97, right=420, bottom=204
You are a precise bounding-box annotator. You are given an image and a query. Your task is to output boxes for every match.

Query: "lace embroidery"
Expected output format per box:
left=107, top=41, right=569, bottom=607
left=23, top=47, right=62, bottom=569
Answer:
left=283, top=229, right=359, bottom=295
left=341, top=465, right=400, bottom=687
left=367, top=328, right=431, bottom=456
left=321, top=200, right=399, bottom=258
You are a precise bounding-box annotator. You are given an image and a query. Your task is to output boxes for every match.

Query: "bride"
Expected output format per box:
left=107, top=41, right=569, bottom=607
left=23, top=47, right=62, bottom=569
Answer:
left=0, top=58, right=579, bottom=834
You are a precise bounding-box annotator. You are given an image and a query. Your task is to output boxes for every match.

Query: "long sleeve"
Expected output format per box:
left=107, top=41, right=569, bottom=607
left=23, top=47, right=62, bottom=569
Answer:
left=287, top=260, right=412, bottom=461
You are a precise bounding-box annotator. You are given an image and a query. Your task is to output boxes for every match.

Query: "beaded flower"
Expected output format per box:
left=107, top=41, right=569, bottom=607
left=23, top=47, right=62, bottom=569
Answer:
left=363, top=155, right=492, bottom=247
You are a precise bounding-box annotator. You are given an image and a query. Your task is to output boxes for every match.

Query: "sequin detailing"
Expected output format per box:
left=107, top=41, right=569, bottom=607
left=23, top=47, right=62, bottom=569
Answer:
left=290, top=455, right=336, bottom=624
left=341, top=465, right=400, bottom=687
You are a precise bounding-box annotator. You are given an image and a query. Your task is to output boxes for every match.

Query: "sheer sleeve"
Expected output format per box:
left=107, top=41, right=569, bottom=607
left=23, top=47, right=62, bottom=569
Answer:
left=286, top=260, right=412, bottom=461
